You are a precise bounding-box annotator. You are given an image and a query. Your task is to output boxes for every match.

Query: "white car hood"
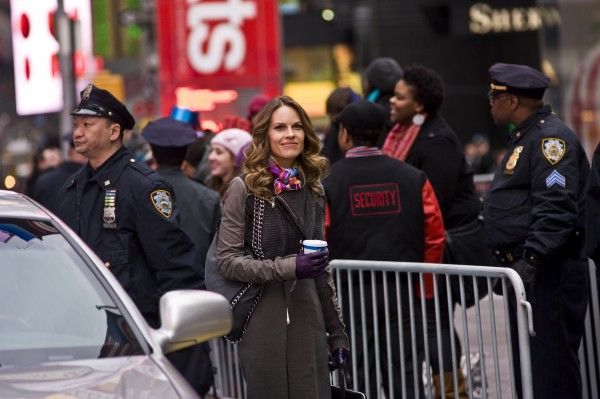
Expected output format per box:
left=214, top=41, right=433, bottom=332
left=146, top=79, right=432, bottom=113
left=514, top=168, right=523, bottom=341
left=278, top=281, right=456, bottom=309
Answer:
left=0, top=356, right=183, bottom=398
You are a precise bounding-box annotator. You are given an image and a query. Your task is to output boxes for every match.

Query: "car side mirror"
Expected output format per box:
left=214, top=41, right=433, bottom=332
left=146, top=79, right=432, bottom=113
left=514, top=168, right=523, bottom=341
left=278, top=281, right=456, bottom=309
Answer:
left=152, top=290, right=232, bottom=354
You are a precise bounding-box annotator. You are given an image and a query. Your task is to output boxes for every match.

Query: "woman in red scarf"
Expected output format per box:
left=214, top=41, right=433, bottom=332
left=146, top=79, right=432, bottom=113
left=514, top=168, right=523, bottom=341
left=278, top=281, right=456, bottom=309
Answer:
left=385, top=65, right=486, bottom=398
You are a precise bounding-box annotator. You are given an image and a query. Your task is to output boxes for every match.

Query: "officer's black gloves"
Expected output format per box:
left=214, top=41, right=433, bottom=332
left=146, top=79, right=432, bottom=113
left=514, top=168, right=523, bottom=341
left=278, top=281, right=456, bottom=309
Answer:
left=512, top=258, right=537, bottom=285
left=512, top=249, right=543, bottom=301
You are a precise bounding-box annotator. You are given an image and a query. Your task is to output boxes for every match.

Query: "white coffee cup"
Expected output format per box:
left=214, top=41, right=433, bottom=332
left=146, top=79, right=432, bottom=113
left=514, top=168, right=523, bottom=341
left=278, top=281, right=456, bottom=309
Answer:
left=302, top=239, right=328, bottom=254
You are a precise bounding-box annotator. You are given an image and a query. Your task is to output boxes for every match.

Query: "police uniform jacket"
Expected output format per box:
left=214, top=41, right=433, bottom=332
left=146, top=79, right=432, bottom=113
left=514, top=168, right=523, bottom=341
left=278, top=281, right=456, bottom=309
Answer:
left=483, top=105, right=589, bottom=257
left=56, top=147, right=203, bottom=317
left=404, top=112, right=481, bottom=229
left=156, top=165, right=220, bottom=272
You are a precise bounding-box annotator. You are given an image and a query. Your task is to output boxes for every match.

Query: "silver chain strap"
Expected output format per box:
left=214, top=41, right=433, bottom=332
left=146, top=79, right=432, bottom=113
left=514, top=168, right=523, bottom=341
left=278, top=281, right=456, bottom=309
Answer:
left=225, top=196, right=266, bottom=343
left=251, top=196, right=266, bottom=260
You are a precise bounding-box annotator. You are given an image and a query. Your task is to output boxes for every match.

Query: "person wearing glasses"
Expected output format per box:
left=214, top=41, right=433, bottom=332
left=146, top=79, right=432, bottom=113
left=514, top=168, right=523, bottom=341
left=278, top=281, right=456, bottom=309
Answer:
left=483, top=63, right=589, bottom=399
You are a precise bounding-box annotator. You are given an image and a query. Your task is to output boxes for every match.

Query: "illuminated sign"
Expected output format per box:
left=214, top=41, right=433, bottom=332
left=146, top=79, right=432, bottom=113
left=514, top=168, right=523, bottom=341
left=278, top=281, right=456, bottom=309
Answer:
left=10, top=0, right=93, bottom=115
left=468, top=3, right=561, bottom=34
left=156, top=0, right=281, bottom=118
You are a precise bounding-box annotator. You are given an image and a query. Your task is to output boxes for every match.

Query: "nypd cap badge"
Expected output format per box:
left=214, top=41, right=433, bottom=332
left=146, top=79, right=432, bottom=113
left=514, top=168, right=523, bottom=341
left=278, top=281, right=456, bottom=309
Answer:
left=151, top=190, right=173, bottom=218
left=541, top=138, right=566, bottom=165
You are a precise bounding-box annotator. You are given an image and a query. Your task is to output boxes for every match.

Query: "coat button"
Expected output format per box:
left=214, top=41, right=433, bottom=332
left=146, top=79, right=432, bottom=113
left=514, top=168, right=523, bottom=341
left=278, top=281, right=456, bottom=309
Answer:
left=104, top=262, right=110, bottom=267
left=494, top=250, right=500, bottom=255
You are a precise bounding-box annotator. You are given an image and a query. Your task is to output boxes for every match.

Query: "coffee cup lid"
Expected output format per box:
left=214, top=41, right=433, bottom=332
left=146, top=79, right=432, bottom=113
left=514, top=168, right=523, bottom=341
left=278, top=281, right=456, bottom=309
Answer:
left=302, top=239, right=327, bottom=247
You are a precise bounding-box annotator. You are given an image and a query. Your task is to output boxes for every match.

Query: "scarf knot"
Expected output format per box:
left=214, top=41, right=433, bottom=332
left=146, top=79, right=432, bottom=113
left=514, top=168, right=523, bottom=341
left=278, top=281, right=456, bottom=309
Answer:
left=268, top=160, right=302, bottom=195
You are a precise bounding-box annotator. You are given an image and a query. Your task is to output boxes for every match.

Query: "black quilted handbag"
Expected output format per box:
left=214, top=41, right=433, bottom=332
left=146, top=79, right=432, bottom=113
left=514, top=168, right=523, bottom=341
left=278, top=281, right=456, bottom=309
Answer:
left=205, top=196, right=266, bottom=343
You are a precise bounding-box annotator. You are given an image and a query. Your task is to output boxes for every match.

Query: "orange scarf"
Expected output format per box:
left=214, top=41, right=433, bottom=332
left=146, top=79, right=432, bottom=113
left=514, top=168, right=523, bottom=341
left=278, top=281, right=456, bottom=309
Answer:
left=382, top=122, right=422, bottom=161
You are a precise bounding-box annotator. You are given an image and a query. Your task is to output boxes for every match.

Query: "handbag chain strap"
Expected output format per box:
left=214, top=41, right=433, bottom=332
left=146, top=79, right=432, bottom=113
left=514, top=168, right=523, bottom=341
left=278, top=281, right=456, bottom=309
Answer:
left=251, top=196, right=266, bottom=260
left=226, top=196, right=266, bottom=344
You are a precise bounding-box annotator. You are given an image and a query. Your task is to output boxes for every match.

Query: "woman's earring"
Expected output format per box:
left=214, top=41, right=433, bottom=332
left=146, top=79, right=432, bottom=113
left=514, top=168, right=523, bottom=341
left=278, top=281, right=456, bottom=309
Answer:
left=412, top=113, right=425, bottom=126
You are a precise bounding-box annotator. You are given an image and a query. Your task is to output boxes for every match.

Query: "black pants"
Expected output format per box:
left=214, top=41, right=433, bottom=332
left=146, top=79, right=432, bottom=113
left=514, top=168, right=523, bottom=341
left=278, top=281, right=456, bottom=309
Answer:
left=167, top=343, right=214, bottom=397
left=341, top=272, right=424, bottom=398
left=509, top=254, right=589, bottom=399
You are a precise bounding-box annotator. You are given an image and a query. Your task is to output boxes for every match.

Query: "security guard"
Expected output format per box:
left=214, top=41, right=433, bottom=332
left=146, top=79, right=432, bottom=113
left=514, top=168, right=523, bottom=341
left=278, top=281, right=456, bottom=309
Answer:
left=56, top=84, right=203, bottom=327
left=483, top=63, right=590, bottom=398
left=142, top=117, right=220, bottom=396
left=324, top=100, right=445, bottom=398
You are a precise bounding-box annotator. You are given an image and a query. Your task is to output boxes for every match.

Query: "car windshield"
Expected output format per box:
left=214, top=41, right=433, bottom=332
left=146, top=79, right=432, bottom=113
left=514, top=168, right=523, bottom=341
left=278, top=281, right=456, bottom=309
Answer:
left=0, top=218, right=145, bottom=367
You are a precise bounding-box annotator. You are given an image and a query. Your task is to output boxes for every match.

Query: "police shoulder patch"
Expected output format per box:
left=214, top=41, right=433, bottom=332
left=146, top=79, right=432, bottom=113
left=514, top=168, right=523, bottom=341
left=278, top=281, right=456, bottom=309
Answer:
left=541, top=137, right=566, bottom=165
left=151, top=189, right=173, bottom=218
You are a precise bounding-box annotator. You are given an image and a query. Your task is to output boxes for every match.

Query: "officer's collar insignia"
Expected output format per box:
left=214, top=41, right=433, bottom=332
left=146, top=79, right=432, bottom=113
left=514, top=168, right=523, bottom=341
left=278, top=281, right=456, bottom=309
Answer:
left=504, top=145, right=523, bottom=175
left=151, top=190, right=173, bottom=218
left=546, top=169, right=566, bottom=188
left=82, top=84, right=93, bottom=100
left=542, top=138, right=566, bottom=165
left=102, top=189, right=117, bottom=229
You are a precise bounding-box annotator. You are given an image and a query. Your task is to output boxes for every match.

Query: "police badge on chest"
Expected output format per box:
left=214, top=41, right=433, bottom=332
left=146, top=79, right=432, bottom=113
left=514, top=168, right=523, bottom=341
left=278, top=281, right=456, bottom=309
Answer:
left=103, top=189, right=117, bottom=229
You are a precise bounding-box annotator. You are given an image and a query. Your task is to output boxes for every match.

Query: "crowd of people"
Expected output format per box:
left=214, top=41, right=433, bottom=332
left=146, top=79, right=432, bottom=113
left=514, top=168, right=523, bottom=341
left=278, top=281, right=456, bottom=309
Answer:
left=21, top=58, right=599, bottom=399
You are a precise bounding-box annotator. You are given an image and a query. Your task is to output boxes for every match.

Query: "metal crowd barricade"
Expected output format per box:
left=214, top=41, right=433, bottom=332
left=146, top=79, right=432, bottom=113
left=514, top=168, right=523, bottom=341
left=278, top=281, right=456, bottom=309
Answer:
left=209, top=260, right=536, bottom=399
left=331, top=260, right=534, bottom=399
left=580, top=260, right=600, bottom=399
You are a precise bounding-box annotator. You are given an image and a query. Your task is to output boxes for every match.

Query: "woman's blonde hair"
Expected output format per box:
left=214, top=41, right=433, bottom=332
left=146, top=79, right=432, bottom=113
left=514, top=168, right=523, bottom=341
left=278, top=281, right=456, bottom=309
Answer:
left=243, top=95, right=328, bottom=199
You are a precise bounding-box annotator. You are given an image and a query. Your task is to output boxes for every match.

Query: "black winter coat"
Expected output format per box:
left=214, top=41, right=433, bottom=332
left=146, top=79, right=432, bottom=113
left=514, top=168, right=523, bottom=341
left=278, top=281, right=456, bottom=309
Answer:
left=55, top=147, right=202, bottom=320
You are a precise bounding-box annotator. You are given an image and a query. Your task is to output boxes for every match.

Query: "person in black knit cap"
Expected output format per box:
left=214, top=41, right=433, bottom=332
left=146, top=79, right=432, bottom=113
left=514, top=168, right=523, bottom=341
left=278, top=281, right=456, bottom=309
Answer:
left=324, top=100, right=445, bottom=398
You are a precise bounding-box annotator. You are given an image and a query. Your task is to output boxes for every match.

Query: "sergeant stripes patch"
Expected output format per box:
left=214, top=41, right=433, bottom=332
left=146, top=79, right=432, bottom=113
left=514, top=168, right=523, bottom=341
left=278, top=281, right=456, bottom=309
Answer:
left=546, top=170, right=566, bottom=188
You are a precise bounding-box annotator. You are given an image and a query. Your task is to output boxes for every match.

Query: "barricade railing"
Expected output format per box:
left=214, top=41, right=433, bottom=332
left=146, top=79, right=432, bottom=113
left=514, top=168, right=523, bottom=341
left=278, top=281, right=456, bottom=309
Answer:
left=209, top=260, right=537, bottom=399
left=581, top=260, right=600, bottom=399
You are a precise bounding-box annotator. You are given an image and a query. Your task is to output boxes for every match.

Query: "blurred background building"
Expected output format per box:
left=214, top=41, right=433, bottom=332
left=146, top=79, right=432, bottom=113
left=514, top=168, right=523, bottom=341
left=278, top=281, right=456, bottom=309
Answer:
left=1, top=0, right=600, bottom=192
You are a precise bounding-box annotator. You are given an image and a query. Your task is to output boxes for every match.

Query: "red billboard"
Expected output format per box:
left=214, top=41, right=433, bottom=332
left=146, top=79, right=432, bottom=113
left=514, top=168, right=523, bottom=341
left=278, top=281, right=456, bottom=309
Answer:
left=155, top=0, right=281, bottom=129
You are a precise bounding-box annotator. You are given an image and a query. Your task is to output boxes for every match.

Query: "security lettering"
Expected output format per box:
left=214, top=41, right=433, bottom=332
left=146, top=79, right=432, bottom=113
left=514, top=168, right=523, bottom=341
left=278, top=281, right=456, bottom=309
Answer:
left=350, top=183, right=401, bottom=216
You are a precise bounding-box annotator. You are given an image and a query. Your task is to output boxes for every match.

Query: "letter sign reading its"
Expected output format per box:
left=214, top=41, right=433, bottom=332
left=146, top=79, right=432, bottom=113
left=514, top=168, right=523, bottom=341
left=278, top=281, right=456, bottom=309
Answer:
left=349, top=183, right=401, bottom=217
left=187, top=0, right=257, bottom=74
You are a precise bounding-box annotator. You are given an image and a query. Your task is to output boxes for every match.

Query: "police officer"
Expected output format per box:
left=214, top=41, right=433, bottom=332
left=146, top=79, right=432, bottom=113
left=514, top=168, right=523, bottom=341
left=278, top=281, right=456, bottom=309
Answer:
left=483, top=63, right=590, bottom=398
left=142, top=117, right=220, bottom=396
left=324, top=100, right=445, bottom=398
left=142, top=117, right=220, bottom=269
left=55, top=84, right=203, bottom=327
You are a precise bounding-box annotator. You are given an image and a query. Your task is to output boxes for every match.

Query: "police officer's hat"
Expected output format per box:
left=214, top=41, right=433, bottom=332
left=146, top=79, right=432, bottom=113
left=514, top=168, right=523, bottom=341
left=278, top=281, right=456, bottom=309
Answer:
left=141, top=117, right=197, bottom=148
left=71, top=84, right=135, bottom=130
left=489, top=63, right=550, bottom=100
left=337, top=100, right=387, bottom=132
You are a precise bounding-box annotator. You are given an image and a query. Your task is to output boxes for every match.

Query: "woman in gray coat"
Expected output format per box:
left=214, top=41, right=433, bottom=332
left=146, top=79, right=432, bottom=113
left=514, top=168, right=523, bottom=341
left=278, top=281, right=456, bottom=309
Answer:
left=217, top=96, right=349, bottom=398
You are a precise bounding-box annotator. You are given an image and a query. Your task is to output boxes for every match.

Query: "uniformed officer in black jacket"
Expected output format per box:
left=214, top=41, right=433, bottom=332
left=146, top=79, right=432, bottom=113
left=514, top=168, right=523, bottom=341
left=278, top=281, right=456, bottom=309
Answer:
left=142, top=117, right=220, bottom=272
left=142, top=117, right=221, bottom=396
left=55, top=84, right=203, bottom=327
left=483, top=63, right=590, bottom=399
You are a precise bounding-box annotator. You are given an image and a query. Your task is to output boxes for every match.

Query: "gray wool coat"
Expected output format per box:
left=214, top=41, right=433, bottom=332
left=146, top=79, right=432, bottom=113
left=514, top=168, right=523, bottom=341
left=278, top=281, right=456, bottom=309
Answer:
left=217, top=177, right=348, bottom=398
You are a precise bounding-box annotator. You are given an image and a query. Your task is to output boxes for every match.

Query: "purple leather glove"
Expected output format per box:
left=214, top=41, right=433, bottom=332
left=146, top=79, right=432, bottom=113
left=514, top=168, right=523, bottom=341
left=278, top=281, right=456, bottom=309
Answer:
left=295, top=250, right=329, bottom=279
left=328, top=347, right=349, bottom=370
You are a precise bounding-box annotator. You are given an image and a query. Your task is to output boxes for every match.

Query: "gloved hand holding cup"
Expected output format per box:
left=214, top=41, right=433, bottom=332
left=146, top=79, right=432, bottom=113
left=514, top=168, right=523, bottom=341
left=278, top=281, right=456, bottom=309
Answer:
left=295, top=240, right=329, bottom=279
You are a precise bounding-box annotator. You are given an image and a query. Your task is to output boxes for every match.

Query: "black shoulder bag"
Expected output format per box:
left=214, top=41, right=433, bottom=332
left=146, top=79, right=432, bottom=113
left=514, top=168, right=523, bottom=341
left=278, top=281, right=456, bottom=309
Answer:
left=205, top=195, right=267, bottom=343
